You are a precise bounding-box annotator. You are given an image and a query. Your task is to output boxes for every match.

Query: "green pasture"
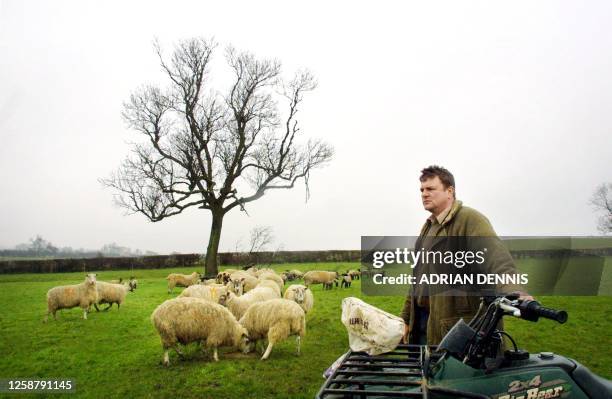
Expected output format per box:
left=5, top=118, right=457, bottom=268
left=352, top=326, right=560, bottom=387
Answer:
left=0, top=263, right=610, bottom=398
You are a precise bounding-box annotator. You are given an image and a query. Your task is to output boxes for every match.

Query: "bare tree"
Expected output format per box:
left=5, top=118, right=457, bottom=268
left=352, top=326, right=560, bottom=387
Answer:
left=101, top=38, right=333, bottom=275
left=248, top=225, right=274, bottom=254
left=590, top=183, right=612, bottom=234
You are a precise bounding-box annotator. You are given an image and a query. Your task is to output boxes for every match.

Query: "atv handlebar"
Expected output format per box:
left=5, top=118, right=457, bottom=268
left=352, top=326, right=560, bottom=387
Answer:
left=517, top=300, right=568, bottom=324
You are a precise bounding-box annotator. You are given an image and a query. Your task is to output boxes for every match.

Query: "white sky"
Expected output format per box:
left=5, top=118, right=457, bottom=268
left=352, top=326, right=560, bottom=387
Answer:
left=1, top=0, right=611, bottom=254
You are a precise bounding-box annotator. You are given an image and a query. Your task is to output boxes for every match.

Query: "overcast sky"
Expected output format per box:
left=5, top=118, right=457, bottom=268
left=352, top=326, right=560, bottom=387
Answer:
left=1, top=1, right=611, bottom=254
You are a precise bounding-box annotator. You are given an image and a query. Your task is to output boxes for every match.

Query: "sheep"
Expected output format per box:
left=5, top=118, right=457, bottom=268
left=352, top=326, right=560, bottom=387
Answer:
left=151, top=297, right=250, bottom=365
left=219, top=286, right=279, bottom=320
left=239, top=298, right=306, bottom=360
left=45, top=274, right=98, bottom=322
left=254, top=268, right=276, bottom=277
left=245, top=266, right=258, bottom=276
left=303, top=271, right=339, bottom=289
left=94, top=281, right=129, bottom=311
left=348, top=269, right=361, bottom=280
left=179, top=284, right=228, bottom=303
left=216, top=271, right=232, bottom=284
left=283, top=284, right=314, bottom=314
left=201, top=278, right=218, bottom=286
left=127, top=277, right=138, bottom=290
left=340, top=273, right=352, bottom=288
left=255, top=279, right=282, bottom=297
left=227, top=271, right=259, bottom=296
left=258, top=272, right=284, bottom=292
left=289, top=270, right=304, bottom=279
left=166, top=272, right=199, bottom=293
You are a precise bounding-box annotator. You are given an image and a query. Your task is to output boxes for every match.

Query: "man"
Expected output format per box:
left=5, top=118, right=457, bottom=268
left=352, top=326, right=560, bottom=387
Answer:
left=400, top=166, right=530, bottom=345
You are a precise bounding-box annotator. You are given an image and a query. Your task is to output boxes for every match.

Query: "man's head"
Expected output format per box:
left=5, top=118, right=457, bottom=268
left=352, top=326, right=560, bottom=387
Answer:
left=419, top=166, right=455, bottom=216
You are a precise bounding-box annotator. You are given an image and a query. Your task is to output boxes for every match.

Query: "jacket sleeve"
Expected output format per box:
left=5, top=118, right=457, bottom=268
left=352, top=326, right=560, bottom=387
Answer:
left=465, top=211, right=525, bottom=295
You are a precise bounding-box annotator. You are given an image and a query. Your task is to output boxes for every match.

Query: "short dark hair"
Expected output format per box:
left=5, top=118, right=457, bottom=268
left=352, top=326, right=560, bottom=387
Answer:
left=420, top=165, right=455, bottom=196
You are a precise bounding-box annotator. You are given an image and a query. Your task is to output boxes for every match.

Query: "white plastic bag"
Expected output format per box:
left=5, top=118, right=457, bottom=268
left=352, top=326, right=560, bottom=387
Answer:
left=341, top=297, right=405, bottom=356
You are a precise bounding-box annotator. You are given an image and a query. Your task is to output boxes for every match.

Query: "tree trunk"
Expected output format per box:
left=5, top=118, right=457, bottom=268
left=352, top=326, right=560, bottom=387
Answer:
left=204, top=210, right=223, bottom=277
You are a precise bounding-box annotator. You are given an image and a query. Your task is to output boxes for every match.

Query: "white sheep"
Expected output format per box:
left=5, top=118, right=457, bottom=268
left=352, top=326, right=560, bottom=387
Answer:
left=340, top=273, right=352, bottom=288
left=94, top=281, right=129, bottom=311
left=303, top=271, right=338, bottom=289
left=126, top=277, right=138, bottom=291
left=151, top=297, right=250, bottom=365
left=239, top=298, right=306, bottom=360
left=254, top=268, right=276, bottom=277
left=289, top=270, right=304, bottom=279
left=348, top=269, right=361, bottom=280
left=227, top=272, right=259, bottom=296
left=201, top=278, right=218, bottom=286
left=166, top=272, right=199, bottom=293
left=256, top=279, right=282, bottom=297
left=179, top=284, right=228, bottom=303
left=258, top=271, right=284, bottom=292
left=283, top=284, right=314, bottom=313
left=220, top=286, right=279, bottom=320
left=93, top=281, right=130, bottom=312
left=45, top=274, right=98, bottom=322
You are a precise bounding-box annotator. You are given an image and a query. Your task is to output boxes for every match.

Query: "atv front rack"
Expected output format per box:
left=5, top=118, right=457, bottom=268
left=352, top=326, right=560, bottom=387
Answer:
left=316, top=344, right=489, bottom=399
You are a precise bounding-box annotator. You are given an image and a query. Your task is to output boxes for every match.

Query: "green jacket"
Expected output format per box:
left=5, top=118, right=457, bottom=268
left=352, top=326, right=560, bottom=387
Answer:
left=400, top=200, right=523, bottom=345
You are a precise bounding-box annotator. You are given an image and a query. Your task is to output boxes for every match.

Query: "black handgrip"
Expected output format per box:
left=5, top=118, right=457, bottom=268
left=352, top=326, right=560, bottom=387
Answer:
left=518, top=300, right=568, bottom=324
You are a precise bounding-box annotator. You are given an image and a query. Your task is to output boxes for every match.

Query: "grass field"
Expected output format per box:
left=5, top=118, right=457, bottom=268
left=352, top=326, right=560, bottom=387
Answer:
left=0, top=263, right=610, bottom=398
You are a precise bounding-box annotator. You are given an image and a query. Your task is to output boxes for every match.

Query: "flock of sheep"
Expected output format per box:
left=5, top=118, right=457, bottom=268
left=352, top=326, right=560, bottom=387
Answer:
left=43, top=266, right=360, bottom=365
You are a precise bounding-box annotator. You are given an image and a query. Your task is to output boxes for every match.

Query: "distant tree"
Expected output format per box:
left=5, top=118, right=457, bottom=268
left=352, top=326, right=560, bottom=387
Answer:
left=14, top=235, right=58, bottom=257
left=102, top=38, right=333, bottom=276
left=590, top=183, right=612, bottom=234
left=248, top=225, right=274, bottom=254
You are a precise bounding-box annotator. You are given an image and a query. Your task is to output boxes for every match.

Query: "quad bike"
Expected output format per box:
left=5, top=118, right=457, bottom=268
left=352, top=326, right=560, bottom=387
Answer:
left=317, top=295, right=612, bottom=398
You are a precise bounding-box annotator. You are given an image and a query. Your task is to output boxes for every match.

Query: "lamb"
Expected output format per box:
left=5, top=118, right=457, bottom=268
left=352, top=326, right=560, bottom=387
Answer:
left=340, top=273, right=352, bottom=288
left=179, top=284, right=228, bottom=303
left=220, top=286, right=279, bottom=320
left=95, top=281, right=129, bottom=311
left=258, top=272, right=284, bottom=292
left=283, top=284, right=314, bottom=314
left=151, top=297, right=250, bottom=365
left=45, top=274, right=98, bottom=322
left=166, top=272, right=199, bottom=293
left=239, top=298, right=306, bottom=360
left=303, top=271, right=339, bottom=289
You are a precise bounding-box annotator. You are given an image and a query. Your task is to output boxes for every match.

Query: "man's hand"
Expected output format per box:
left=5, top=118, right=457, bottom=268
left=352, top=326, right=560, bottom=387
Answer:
left=517, top=292, right=534, bottom=302
left=402, top=323, right=410, bottom=344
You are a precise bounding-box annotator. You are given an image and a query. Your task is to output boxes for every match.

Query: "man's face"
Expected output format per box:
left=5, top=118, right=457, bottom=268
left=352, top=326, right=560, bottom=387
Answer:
left=420, top=176, right=454, bottom=215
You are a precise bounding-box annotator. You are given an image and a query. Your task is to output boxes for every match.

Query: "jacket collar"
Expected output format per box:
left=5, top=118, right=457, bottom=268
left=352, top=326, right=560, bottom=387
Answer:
left=440, top=200, right=462, bottom=227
